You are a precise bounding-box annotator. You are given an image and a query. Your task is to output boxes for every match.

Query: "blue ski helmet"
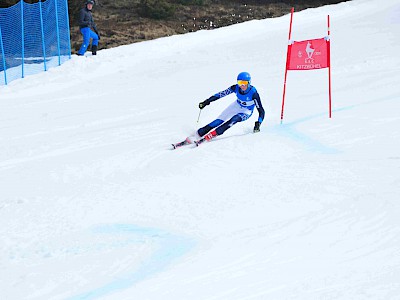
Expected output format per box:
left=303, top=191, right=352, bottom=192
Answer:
left=237, top=72, right=251, bottom=84
left=86, top=0, right=94, bottom=5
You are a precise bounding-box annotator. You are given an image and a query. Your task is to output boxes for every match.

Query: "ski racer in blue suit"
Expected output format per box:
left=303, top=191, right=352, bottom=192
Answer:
left=193, top=72, right=265, bottom=145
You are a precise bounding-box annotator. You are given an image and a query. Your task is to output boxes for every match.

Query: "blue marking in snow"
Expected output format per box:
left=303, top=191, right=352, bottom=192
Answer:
left=275, top=113, right=340, bottom=154
left=68, top=224, right=195, bottom=300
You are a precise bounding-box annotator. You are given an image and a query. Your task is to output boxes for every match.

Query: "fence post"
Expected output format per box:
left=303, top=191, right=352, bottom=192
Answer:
left=0, top=24, right=7, bottom=85
left=20, top=0, right=25, bottom=78
left=39, top=0, right=47, bottom=71
left=64, top=0, right=72, bottom=59
left=54, top=0, right=61, bottom=65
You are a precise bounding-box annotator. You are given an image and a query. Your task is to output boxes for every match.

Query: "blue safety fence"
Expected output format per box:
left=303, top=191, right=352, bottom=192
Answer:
left=0, top=0, right=71, bottom=85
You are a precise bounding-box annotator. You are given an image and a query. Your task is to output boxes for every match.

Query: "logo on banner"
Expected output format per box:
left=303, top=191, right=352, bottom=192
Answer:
left=306, top=41, right=315, bottom=58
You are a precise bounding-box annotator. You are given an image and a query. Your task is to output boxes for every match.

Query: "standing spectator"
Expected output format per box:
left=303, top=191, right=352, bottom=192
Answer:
left=77, top=0, right=100, bottom=56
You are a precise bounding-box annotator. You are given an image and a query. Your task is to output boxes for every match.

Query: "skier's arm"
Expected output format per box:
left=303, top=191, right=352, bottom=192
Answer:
left=253, top=92, right=265, bottom=132
left=212, top=85, right=236, bottom=100
left=199, top=85, right=235, bottom=109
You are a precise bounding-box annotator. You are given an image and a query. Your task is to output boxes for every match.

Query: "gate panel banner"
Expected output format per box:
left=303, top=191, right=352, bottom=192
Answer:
left=280, top=7, right=332, bottom=122
left=288, top=38, right=328, bottom=71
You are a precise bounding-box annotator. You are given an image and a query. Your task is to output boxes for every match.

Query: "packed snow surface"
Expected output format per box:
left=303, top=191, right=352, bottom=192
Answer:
left=1, top=0, right=400, bottom=299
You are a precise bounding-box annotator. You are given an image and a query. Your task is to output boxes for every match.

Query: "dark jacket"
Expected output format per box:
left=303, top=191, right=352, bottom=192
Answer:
left=79, top=7, right=97, bottom=32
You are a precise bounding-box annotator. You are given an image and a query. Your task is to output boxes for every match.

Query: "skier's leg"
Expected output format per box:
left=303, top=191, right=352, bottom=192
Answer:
left=215, top=114, right=246, bottom=135
left=197, top=113, right=248, bottom=145
left=90, top=30, right=99, bottom=55
left=197, top=101, right=241, bottom=137
left=90, top=30, right=99, bottom=46
left=197, top=119, right=223, bottom=137
left=77, top=28, right=91, bottom=55
left=195, top=102, right=251, bottom=145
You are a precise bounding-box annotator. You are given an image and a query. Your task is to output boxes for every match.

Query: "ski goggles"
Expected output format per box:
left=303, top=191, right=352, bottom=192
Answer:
left=237, top=80, right=249, bottom=85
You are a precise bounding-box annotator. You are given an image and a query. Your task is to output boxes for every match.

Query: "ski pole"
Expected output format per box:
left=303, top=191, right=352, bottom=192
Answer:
left=196, top=109, right=202, bottom=124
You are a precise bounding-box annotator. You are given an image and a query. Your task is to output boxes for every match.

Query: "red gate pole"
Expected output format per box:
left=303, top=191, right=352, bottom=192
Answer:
left=327, top=15, right=332, bottom=118
left=280, top=7, right=294, bottom=124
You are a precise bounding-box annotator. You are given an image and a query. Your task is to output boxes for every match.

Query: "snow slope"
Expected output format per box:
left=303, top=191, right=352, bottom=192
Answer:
left=1, top=0, right=400, bottom=299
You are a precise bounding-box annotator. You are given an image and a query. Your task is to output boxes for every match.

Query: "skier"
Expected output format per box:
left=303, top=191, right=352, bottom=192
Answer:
left=173, top=72, right=265, bottom=148
left=77, top=0, right=100, bottom=56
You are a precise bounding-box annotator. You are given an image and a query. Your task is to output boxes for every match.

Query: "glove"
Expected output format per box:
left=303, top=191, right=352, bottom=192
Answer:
left=253, top=121, right=261, bottom=133
left=199, top=100, right=210, bottom=109
left=94, top=30, right=100, bottom=40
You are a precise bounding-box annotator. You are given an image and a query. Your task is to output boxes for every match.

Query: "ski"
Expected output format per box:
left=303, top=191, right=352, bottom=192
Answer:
left=172, top=138, right=191, bottom=149
left=172, top=131, right=215, bottom=149
left=194, top=137, right=207, bottom=147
